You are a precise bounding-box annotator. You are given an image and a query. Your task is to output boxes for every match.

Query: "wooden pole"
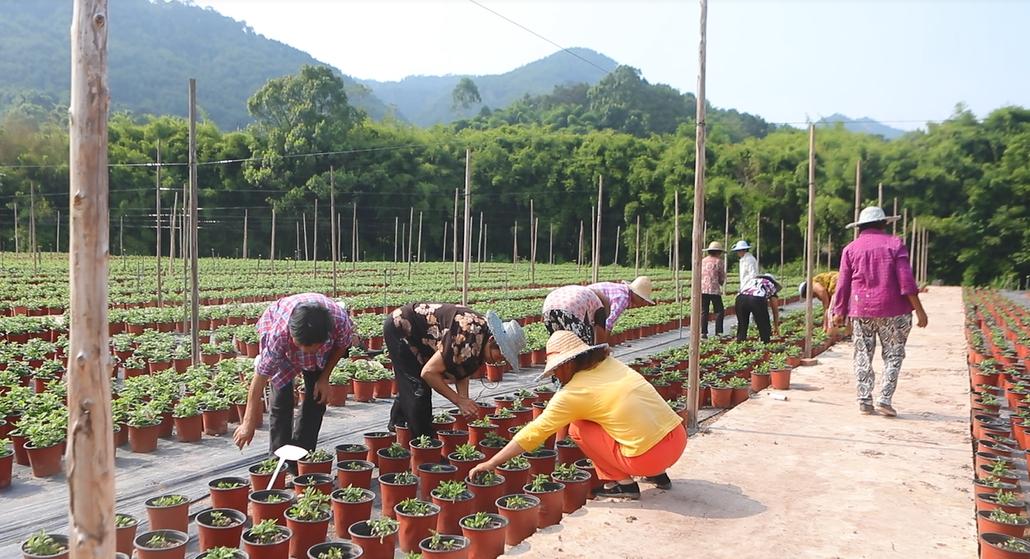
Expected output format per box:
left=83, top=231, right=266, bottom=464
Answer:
left=878, top=182, right=883, bottom=207
left=407, top=206, right=414, bottom=278
left=723, top=205, right=730, bottom=270
left=188, top=79, right=201, bottom=365
left=815, top=232, right=821, bottom=273
left=452, top=188, right=459, bottom=287
left=577, top=220, right=584, bottom=271
left=400, top=223, right=405, bottom=264
left=853, top=159, right=862, bottom=240
left=240, top=207, right=246, bottom=259
left=462, top=148, right=472, bottom=306
left=12, top=202, right=18, bottom=253
left=804, top=124, right=817, bottom=359
left=269, top=209, right=276, bottom=270
left=30, top=184, right=38, bottom=272
left=529, top=199, right=535, bottom=285
left=295, top=221, right=300, bottom=260
left=394, top=216, right=399, bottom=263
left=686, top=0, right=708, bottom=429
left=302, top=213, right=309, bottom=261
left=827, top=231, right=833, bottom=270
left=634, top=215, right=641, bottom=276
left=168, top=193, right=178, bottom=272
left=478, top=212, right=484, bottom=275
left=513, top=220, right=518, bottom=268
left=416, top=210, right=424, bottom=263
left=313, top=198, right=319, bottom=272
left=548, top=222, right=553, bottom=265
left=330, top=168, right=337, bottom=296
left=592, top=176, right=603, bottom=283
left=755, top=210, right=761, bottom=267
left=613, top=225, right=621, bottom=266
left=892, top=197, right=898, bottom=235
left=351, top=202, right=357, bottom=270
left=903, top=207, right=908, bottom=238
left=779, top=219, right=785, bottom=273
left=155, top=141, right=163, bottom=305
left=55, top=211, right=61, bottom=253
left=484, top=223, right=488, bottom=266
left=923, top=228, right=930, bottom=284
left=68, top=1, right=114, bottom=554
left=442, top=221, right=448, bottom=261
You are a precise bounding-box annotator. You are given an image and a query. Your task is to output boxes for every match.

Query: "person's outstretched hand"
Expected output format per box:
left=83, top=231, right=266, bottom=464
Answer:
left=233, top=422, right=255, bottom=449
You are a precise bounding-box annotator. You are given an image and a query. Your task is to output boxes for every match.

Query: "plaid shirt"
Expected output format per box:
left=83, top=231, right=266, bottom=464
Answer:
left=832, top=229, right=918, bottom=319
left=256, top=293, right=357, bottom=389
left=588, top=282, right=631, bottom=331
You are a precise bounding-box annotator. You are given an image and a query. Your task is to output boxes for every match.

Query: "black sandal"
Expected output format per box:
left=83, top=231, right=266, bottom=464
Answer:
left=593, top=482, right=640, bottom=500
left=643, top=473, right=672, bottom=490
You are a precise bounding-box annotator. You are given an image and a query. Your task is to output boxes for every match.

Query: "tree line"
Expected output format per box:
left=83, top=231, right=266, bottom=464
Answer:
left=0, top=65, right=1026, bottom=286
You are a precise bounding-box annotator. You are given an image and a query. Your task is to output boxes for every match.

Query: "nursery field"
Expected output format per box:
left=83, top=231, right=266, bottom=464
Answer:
left=0, top=254, right=826, bottom=558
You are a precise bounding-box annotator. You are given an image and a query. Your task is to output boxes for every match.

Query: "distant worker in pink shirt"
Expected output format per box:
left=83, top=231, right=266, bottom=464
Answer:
left=832, top=207, right=929, bottom=417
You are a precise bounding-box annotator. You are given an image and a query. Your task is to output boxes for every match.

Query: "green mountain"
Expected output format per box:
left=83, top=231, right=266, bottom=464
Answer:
left=817, top=113, right=907, bottom=140
left=360, top=48, right=619, bottom=126
left=0, top=0, right=390, bottom=128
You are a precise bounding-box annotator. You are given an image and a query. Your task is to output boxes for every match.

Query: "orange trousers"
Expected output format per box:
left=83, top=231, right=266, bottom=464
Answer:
left=569, top=420, right=687, bottom=481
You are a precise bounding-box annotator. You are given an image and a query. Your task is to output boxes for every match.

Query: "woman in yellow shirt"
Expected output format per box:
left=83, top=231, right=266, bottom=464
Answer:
left=469, top=331, right=687, bottom=500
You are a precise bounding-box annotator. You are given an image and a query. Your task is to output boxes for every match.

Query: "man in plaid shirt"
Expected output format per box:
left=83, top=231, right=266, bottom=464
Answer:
left=234, top=293, right=359, bottom=462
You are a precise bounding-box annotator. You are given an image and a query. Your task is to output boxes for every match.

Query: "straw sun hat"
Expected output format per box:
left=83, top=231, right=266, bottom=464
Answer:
left=846, top=206, right=901, bottom=229
left=535, top=330, right=609, bottom=381
left=626, top=276, right=656, bottom=305
left=705, top=241, right=725, bottom=253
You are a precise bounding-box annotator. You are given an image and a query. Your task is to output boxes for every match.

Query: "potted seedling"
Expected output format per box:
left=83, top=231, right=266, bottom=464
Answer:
left=433, top=412, right=457, bottom=431
left=285, top=487, right=332, bottom=559
left=727, top=376, right=750, bottom=406
left=394, top=498, right=441, bottom=554
left=351, top=367, right=377, bottom=402
left=551, top=462, right=591, bottom=513
left=249, top=457, right=288, bottom=490
left=0, top=437, right=14, bottom=488
left=981, top=533, right=1030, bottom=558
left=555, top=437, right=585, bottom=465
left=334, top=443, right=369, bottom=463
left=195, top=508, right=247, bottom=551
left=330, top=485, right=376, bottom=539
left=115, top=513, right=139, bottom=556
left=524, top=474, right=565, bottom=528
left=495, top=494, right=540, bottom=546
left=348, top=517, right=398, bottom=559
left=171, top=395, right=203, bottom=443
left=208, top=476, right=250, bottom=515
left=478, top=431, right=509, bottom=460
left=248, top=489, right=295, bottom=526
left=978, top=509, right=1030, bottom=538
left=133, top=529, right=189, bottom=559
left=145, top=494, right=190, bottom=533
left=417, top=462, right=459, bottom=500
left=195, top=547, right=248, bottom=559
left=126, top=405, right=162, bottom=454
left=438, top=429, right=469, bottom=459
left=467, top=418, right=498, bottom=447
left=327, top=367, right=351, bottom=407
left=467, top=469, right=506, bottom=514
left=293, top=473, right=333, bottom=497
left=336, top=459, right=375, bottom=490
left=378, top=442, right=413, bottom=475
left=242, top=518, right=292, bottom=559
left=21, top=531, right=69, bottom=559
left=419, top=532, right=470, bottom=558
left=298, top=447, right=335, bottom=475
left=379, top=470, right=419, bottom=519
left=430, top=480, right=476, bottom=535
left=497, top=454, right=531, bottom=496
left=460, top=511, right=508, bottom=559
left=201, top=393, right=231, bottom=435
left=306, top=541, right=364, bottom=559
left=410, top=434, right=445, bottom=471
left=448, top=443, right=485, bottom=481
left=362, top=431, right=396, bottom=466
left=523, top=446, right=558, bottom=477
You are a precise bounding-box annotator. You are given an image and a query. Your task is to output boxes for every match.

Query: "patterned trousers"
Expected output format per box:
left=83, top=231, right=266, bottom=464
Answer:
left=852, top=314, right=913, bottom=406
left=543, top=309, right=594, bottom=344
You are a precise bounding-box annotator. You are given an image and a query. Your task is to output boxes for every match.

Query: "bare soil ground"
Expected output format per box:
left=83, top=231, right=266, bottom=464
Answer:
left=508, top=286, right=975, bottom=559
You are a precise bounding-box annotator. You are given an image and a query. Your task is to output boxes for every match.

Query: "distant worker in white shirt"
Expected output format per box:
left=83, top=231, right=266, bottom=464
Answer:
left=732, top=240, right=759, bottom=291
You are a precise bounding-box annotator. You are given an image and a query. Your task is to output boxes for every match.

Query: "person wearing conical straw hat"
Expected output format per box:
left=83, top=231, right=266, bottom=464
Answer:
left=587, top=276, right=657, bottom=335
left=832, top=206, right=928, bottom=417
left=542, top=285, right=610, bottom=345
left=469, top=330, right=687, bottom=500
left=700, top=241, right=727, bottom=338
left=383, top=303, right=525, bottom=438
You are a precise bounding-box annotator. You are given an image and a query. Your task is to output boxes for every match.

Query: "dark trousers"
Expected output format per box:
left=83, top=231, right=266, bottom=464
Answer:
left=384, top=316, right=436, bottom=439
left=701, top=294, right=725, bottom=336
left=269, top=369, right=327, bottom=457
left=735, top=294, right=772, bottom=343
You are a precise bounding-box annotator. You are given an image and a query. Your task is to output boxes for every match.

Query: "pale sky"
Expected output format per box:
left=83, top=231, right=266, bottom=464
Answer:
left=194, top=0, right=1029, bottom=130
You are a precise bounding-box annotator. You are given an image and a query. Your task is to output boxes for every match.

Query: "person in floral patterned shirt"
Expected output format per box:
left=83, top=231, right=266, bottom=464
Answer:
left=384, top=303, right=525, bottom=438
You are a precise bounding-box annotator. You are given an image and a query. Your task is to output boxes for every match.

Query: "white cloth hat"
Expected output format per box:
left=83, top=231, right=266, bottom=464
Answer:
left=846, top=206, right=901, bottom=229
left=731, top=240, right=751, bottom=251
left=485, top=311, right=526, bottom=373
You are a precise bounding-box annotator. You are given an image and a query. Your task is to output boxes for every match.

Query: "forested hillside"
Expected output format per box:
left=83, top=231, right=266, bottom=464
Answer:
left=0, top=64, right=1026, bottom=286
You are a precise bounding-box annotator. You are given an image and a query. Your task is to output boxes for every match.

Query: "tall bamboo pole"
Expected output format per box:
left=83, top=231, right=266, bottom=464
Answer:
left=892, top=197, right=898, bottom=235
left=529, top=199, right=535, bottom=285
left=169, top=193, right=178, bottom=272
left=452, top=189, right=459, bottom=287
left=548, top=223, right=553, bottom=265
left=462, top=148, right=472, bottom=306
left=779, top=219, right=785, bottom=273
left=903, top=208, right=908, bottom=238
left=613, top=225, right=621, bottom=266
left=416, top=210, right=424, bottom=264
left=723, top=205, right=729, bottom=270
left=240, top=206, right=246, bottom=259
left=686, top=1, right=707, bottom=429
left=330, top=168, right=337, bottom=296
left=13, top=202, right=18, bottom=253
left=634, top=215, right=641, bottom=276
left=853, top=159, right=862, bottom=240
left=513, top=220, right=518, bottom=268
left=30, top=184, right=38, bottom=272
left=351, top=202, right=357, bottom=270
left=55, top=211, right=61, bottom=253
left=577, top=221, right=584, bottom=272
left=394, top=216, right=399, bottom=263
left=592, top=177, right=603, bottom=283
left=269, top=209, right=276, bottom=269
left=442, top=222, right=448, bottom=261
left=155, top=141, right=162, bottom=305
left=407, top=207, right=414, bottom=278
left=313, top=199, right=319, bottom=272
left=295, top=221, right=300, bottom=260
left=804, top=124, right=817, bottom=359
left=188, top=79, right=200, bottom=365
left=302, top=213, right=309, bottom=261
left=878, top=182, right=883, bottom=207
left=68, top=1, right=114, bottom=555
left=478, top=212, right=484, bottom=275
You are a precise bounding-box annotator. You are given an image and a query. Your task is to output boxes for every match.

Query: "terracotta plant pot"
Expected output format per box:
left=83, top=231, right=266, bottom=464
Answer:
left=336, top=460, right=375, bottom=490
left=374, top=378, right=392, bottom=399
left=249, top=463, right=288, bottom=491
left=418, top=463, right=458, bottom=500
left=173, top=414, right=203, bottom=443
left=133, top=529, right=188, bottom=559
left=209, top=476, right=251, bottom=515
left=24, top=441, right=64, bottom=478
left=977, top=510, right=1030, bottom=538
left=327, top=383, right=349, bottom=407
left=467, top=473, right=506, bottom=514
left=770, top=368, right=791, bottom=390
left=419, top=534, right=470, bottom=558
left=115, top=514, right=139, bottom=557
left=196, top=508, right=246, bottom=551
left=751, top=372, right=771, bottom=391
left=981, top=532, right=1030, bottom=559
left=977, top=492, right=1028, bottom=515
left=497, top=464, right=530, bottom=497
left=377, top=448, right=412, bottom=476
left=293, top=473, right=333, bottom=497
left=731, top=386, right=749, bottom=406
left=410, top=438, right=445, bottom=472
left=363, top=431, right=396, bottom=466
left=298, top=456, right=334, bottom=476
left=145, top=495, right=190, bottom=533
left=249, top=489, right=295, bottom=526
left=335, top=443, right=369, bottom=464
left=306, top=541, right=364, bottom=559
left=395, top=424, right=413, bottom=449
left=446, top=410, right=469, bottom=432
left=285, top=511, right=331, bottom=559
left=330, top=487, right=375, bottom=538
left=432, top=490, right=476, bottom=535
left=467, top=423, right=498, bottom=447
left=348, top=520, right=397, bottom=559
left=439, top=430, right=469, bottom=460
left=158, top=412, right=175, bottom=438
left=242, top=523, right=292, bottom=559
left=495, top=494, right=540, bottom=546
left=552, top=469, right=591, bottom=513
left=202, top=408, right=229, bottom=435
left=525, top=449, right=557, bottom=478
left=128, top=424, right=161, bottom=453
left=460, top=512, right=508, bottom=559
left=556, top=440, right=586, bottom=466
left=395, top=501, right=441, bottom=553
left=351, top=380, right=376, bottom=402
left=711, top=386, right=733, bottom=408
left=448, top=454, right=483, bottom=482
left=378, top=472, right=419, bottom=519
left=525, top=480, right=565, bottom=528
left=574, top=458, right=603, bottom=498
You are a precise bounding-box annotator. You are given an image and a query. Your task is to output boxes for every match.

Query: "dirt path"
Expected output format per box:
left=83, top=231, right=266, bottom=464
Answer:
left=508, top=286, right=975, bottom=559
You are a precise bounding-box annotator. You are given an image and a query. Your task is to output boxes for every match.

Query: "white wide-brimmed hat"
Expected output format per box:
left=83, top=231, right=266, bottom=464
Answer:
left=798, top=281, right=808, bottom=297
left=535, top=330, right=609, bottom=381
left=625, top=276, right=656, bottom=305
left=731, top=240, right=751, bottom=251
left=846, top=206, right=901, bottom=229
left=485, top=311, right=526, bottom=373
